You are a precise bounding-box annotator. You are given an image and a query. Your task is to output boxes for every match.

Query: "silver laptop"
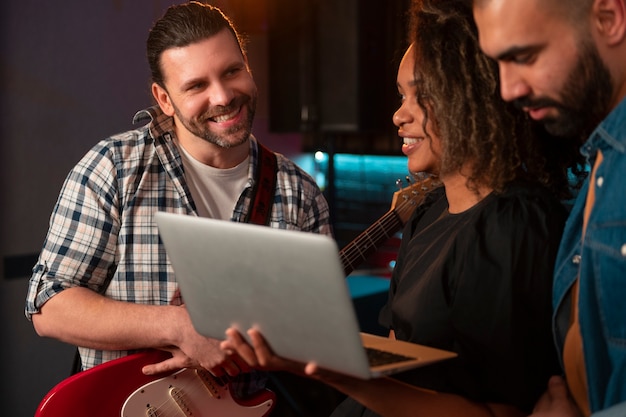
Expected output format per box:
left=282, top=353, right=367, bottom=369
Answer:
left=155, top=212, right=456, bottom=379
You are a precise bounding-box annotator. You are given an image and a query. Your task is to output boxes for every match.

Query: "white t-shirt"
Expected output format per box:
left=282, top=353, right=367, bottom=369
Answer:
left=177, top=143, right=249, bottom=220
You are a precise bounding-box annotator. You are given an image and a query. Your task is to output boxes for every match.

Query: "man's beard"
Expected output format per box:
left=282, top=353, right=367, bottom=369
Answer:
left=514, top=40, right=613, bottom=142
left=173, top=93, right=257, bottom=149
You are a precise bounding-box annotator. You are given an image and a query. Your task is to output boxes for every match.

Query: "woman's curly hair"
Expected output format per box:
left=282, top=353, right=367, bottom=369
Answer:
left=408, top=0, right=585, bottom=198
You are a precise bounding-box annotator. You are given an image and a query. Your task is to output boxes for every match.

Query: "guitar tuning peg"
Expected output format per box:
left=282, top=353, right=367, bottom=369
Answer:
left=395, top=178, right=403, bottom=190
left=405, top=175, right=413, bottom=185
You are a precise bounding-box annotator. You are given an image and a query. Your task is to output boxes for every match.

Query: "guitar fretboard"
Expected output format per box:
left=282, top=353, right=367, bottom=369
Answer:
left=338, top=177, right=441, bottom=276
left=339, top=210, right=403, bottom=276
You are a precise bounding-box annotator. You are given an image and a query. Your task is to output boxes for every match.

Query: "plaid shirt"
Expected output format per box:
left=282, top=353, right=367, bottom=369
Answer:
left=25, top=106, right=331, bottom=375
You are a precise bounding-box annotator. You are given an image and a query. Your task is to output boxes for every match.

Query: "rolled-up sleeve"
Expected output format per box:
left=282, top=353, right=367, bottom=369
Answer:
left=25, top=144, right=119, bottom=320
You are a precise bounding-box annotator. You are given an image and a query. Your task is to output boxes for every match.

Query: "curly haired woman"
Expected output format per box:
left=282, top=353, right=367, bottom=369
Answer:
left=221, top=0, right=585, bottom=416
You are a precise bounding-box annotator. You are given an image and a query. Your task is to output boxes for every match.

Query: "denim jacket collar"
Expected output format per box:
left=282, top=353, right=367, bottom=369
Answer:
left=581, top=96, right=626, bottom=159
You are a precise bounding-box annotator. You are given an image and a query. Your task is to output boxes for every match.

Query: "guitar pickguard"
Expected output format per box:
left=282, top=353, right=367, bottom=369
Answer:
left=122, top=367, right=274, bottom=417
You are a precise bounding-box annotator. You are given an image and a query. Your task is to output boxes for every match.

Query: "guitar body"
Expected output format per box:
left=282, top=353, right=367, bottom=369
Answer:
left=121, top=366, right=275, bottom=417
left=35, top=350, right=275, bottom=417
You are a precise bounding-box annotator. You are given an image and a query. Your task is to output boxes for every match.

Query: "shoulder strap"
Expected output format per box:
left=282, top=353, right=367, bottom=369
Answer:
left=246, top=143, right=278, bottom=226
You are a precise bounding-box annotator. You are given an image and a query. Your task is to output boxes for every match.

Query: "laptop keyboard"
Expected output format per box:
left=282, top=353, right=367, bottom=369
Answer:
left=365, top=347, right=415, bottom=367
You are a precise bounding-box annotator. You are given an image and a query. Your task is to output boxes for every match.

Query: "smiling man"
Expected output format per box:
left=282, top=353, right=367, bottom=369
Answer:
left=472, top=0, right=626, bottom=416
left=25, top=0, right=330, bottom=400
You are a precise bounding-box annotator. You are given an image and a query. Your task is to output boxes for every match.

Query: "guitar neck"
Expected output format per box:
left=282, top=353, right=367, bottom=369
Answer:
left=338, top=176, right=441, bottom=277
left=339, top=209, right=403, bottom=276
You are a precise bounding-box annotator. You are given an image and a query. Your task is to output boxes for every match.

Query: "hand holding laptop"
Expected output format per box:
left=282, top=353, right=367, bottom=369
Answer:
left=221, top=327, right=352, bottom=384
left=221, top=326, right=457, bottom=417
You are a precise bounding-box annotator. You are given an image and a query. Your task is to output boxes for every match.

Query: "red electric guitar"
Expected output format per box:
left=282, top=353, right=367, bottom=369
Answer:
left=35, top=349, right=276, bottom=417
left=35, top=177, right=440, bottom=417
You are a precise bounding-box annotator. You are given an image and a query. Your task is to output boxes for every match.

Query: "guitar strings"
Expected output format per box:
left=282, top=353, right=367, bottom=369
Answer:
left=130, top=370, right=232, bottom=416
left=340, top=212, right=402, bottom=271
left=340, top=178, right=440, bottom=274
left=339, top=195, right=417, bottom=273
left=150, top=372, right=207, bottom=417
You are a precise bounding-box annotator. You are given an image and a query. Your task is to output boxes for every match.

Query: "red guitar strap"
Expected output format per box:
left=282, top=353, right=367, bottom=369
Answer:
left=246, top=143, right=278, bottom=226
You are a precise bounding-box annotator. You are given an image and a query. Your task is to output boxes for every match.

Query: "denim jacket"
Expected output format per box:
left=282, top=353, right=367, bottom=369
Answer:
left=553, top=97, right=626, bottom=416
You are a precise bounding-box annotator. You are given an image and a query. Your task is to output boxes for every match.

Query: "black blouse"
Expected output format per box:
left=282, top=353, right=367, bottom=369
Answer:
left=331, top=181, right=567, bottom=417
